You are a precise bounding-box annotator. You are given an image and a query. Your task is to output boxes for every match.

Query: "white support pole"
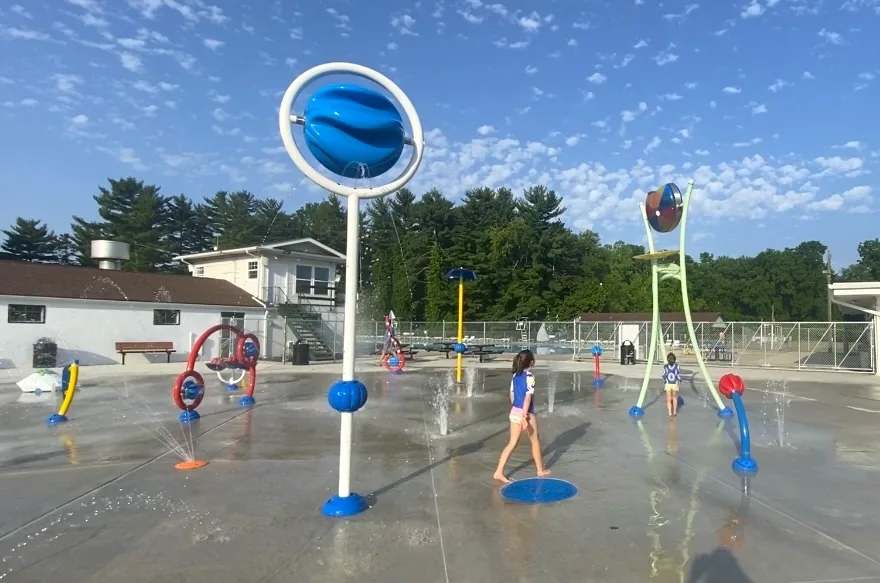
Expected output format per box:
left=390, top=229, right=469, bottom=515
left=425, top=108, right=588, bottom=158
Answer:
left=874, top=298, right=880, bottom=377
left=337, top=194, right=361, bottom=498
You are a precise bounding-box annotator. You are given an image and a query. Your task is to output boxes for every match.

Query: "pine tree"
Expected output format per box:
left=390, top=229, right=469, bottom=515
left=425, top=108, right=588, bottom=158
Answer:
left=69, top=216, right=104, bottom=266
left=165, top=195, right=212, bottom=271
left=1, top=218, right=59, bottom=262
left=424, top=241, right=445, bottom=321
left=91, top=177, right=169, bottom=271
left=202, top=190, right=262, bottom=248
left=53, top=233, right=78, bottom=265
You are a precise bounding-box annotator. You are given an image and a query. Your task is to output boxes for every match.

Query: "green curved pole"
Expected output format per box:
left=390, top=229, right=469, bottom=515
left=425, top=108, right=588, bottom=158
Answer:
left=679, top=180, right=726, bottom=411
left=635, top=204, right=660, bottom=409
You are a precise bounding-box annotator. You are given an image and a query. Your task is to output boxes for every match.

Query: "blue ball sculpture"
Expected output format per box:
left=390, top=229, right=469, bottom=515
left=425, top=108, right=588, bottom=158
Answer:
left=182, top=379, right=202, bottom=401
left=453, top=343, right=467, bottom=354
left=591, top=344, right=603, bottom=357
left=304, top=84, right=405, bottom=179
left=243, top=342, right=259, bottom=359
left=388, top=355, right=400, bottom=368
left=328, top=379, right=368, bottom=413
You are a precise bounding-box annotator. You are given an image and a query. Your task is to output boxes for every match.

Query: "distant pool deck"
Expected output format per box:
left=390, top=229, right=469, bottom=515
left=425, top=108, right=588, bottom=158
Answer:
left=3, top=357, right=880, bottom=581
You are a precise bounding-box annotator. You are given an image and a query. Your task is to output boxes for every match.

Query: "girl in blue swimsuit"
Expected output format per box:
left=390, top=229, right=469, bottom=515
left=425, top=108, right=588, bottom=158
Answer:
left=493, top=349, right=551, bottom=483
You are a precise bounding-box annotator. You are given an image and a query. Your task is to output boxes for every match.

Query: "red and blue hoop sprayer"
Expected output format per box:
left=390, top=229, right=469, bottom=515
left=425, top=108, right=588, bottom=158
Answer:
left=718, top=373, right=758, bottom=474
left=279, top=62, right=424, bottom=517
left=591, top=344, right=604, bottom=388
left=172, top=324, right=261, bottom=424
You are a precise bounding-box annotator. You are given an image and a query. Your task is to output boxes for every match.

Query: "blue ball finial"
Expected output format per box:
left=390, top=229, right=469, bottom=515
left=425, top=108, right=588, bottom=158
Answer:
left=182, top=379, right=202, bottom=401
left=452, top=343, right=467, bottom=354
left=243, top=342, right=259, bottom=359
left=304, top=84, right=405, bottom=179
left=328, top=379, right=368, bottom=413
left=591, top=344, right=603, bottom=357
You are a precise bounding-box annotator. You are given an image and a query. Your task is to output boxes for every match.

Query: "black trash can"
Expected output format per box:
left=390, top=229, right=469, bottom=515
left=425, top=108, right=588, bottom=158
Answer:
left=620, top=340, right=636, bottom=365
left=33, top=338, right=57, bottom=368
left=292, top=341, right=310, bottom=366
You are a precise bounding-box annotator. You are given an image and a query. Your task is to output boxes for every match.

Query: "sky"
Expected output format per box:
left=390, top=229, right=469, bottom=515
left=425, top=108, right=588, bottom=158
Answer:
left=0, top=0, right=878, bottom=268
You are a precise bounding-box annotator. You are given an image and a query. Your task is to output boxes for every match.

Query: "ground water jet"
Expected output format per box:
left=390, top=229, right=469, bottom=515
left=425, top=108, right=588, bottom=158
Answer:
left=433, top=377, right=451, bottom=436
left=80, top=276, right=199, bottom=464
left=547, top=371, right=557, bottom=413
left=464, top=359, right=477, bottom=397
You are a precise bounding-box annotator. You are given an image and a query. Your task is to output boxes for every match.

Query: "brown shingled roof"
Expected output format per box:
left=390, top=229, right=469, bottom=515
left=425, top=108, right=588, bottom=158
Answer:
left=0, top=260, right=263, bottom=308
left=580, top=312, right=722, bottom=323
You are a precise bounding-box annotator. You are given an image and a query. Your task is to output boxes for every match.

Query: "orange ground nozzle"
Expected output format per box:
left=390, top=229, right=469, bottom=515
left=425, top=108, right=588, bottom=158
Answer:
left=175, top=459, right=209, bottom=470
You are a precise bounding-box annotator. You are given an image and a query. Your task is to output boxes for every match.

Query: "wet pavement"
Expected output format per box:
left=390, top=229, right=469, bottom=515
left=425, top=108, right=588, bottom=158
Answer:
left=2, top=363, right=880, bottom=582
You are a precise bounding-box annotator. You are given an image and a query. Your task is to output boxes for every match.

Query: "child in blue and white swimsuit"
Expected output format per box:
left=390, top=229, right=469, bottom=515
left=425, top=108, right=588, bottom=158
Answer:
left=493, top=349, right=551, bottom=483
left=663, top=352, right=682, bottom=417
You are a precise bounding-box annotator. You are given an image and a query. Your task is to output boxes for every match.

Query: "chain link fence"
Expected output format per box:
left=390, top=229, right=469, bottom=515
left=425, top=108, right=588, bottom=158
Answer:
left=349, top=320, right=874, bottom=373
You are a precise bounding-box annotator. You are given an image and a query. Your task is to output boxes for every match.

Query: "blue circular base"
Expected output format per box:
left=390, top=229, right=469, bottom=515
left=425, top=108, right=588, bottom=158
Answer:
left=718, top=407, right=734, bottom=418
left=239, top=395, right=256, bottom=407
left=47, top=413, right=68, bottom=425
left=733, top=457, right=758, bottom=473
left=226, top=383, right=239, bottom=392
left=500, top=477, right=578, bottom=505
left=629, top=406, right=645, bottom=418
left=593, top=378, right=604, bottom=388
left=179, top=410, right=200, bottom=423
left=321, top=493, right=369, bottom=517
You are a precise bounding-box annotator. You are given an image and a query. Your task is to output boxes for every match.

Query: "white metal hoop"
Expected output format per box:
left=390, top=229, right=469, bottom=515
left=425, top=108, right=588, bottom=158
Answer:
left=278, top=62, right=424, bottom=199
left=216, top=368, right=246, bottom=385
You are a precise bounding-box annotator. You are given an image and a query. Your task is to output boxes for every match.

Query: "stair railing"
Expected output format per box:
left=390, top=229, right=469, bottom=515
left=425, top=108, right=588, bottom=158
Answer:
left=294, top=295, right=342, bottom=356
left=261, top=286, right=290, bottom=306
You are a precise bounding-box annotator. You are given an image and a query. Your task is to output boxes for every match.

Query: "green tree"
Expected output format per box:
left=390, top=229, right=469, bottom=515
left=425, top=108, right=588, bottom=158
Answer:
left=88, top=177, right=170, bottom=271
left=841, top=240, right=880, bottom=282
left=1, top=218, right=59, bottom=262
left=164, top=195, right=212, bottom=271
left=424, top=241, right=445, bottom=321
left=202, top=190, right=262, bottom=249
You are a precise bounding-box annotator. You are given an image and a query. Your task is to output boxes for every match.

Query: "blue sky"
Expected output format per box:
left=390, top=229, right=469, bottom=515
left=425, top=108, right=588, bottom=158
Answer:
left=0, top=0, right=878, bottom=267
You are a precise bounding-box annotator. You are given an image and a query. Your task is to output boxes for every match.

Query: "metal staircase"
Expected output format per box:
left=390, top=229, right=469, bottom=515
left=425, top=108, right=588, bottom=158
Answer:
left=277, top=304, right=337, bottom=361
left=263, top=286, right=339, bottom=362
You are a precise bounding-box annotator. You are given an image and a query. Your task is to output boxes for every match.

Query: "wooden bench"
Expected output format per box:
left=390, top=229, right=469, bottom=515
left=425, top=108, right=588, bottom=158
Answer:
left=115, top=342, right=176, bottom=365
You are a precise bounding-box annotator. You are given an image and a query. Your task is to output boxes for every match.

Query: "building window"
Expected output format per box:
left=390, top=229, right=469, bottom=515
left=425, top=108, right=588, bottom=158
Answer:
left=153, top=309, right=180, bottom=326
left=314, top=266, right=331, bottom=295
left=295, top=264, right=312, bottom=294
left=195, top=266, right=204, bottom=277
left=295, top=264, right=331, bottom=296
left=247, top=260, right=258, bottom=279
left=8, top=304, right=45, bottom=324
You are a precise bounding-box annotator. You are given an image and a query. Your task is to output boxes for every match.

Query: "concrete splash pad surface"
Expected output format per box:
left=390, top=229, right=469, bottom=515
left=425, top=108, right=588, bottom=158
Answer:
left=2, top=368, right=880, bottom=582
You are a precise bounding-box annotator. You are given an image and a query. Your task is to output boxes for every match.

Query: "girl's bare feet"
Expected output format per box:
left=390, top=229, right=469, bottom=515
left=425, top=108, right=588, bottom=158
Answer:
left=537, top=469, right=552, bottom=477
left=494, top=473, right=511, bottom=484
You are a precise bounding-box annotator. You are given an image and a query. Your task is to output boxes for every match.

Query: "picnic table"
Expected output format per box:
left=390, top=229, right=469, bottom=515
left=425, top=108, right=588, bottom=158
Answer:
left=424, top=341, right=505, bottom=363
left=372, top=342, right=419, bottom=358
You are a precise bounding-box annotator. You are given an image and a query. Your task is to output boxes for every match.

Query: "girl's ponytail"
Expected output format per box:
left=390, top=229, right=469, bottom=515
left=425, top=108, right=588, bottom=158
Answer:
left=512, top=349, right=535, bottom=375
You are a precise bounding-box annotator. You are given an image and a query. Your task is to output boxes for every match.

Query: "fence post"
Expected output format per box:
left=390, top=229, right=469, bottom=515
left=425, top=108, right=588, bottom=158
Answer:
left=833, top=322, right=838, bottom=368
left=282, top=317, right=288, bottom=364
left=442, top=320, right=446, bottom=339
left=797, top=323, right=801, bottom=370
left=483, top=321, right=487, bottom=340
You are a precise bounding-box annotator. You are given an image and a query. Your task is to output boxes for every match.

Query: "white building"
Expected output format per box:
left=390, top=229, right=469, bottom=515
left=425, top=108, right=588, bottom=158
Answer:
left=0, top=258, right=268, bottom=370
left=176, top=238, right=345, bottom=309
left=176, top=238, right=347, bottom=361
left=828, top=281, right=880, bottom=375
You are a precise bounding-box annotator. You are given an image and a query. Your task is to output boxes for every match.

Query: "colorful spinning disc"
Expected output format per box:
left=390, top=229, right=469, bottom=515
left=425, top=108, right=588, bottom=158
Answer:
left=645, top=183, right=684, bottom=233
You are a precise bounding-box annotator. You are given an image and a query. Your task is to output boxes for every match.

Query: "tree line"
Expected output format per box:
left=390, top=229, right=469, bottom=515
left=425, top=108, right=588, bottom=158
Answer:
left=3, top=176, right=878, bottom=322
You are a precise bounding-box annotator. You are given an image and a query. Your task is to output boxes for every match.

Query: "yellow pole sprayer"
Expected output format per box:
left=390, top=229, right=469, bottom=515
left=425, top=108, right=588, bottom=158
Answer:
left=48, top=360, right=79, bottom=424
left=445, top=267, right=477, bottom=384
